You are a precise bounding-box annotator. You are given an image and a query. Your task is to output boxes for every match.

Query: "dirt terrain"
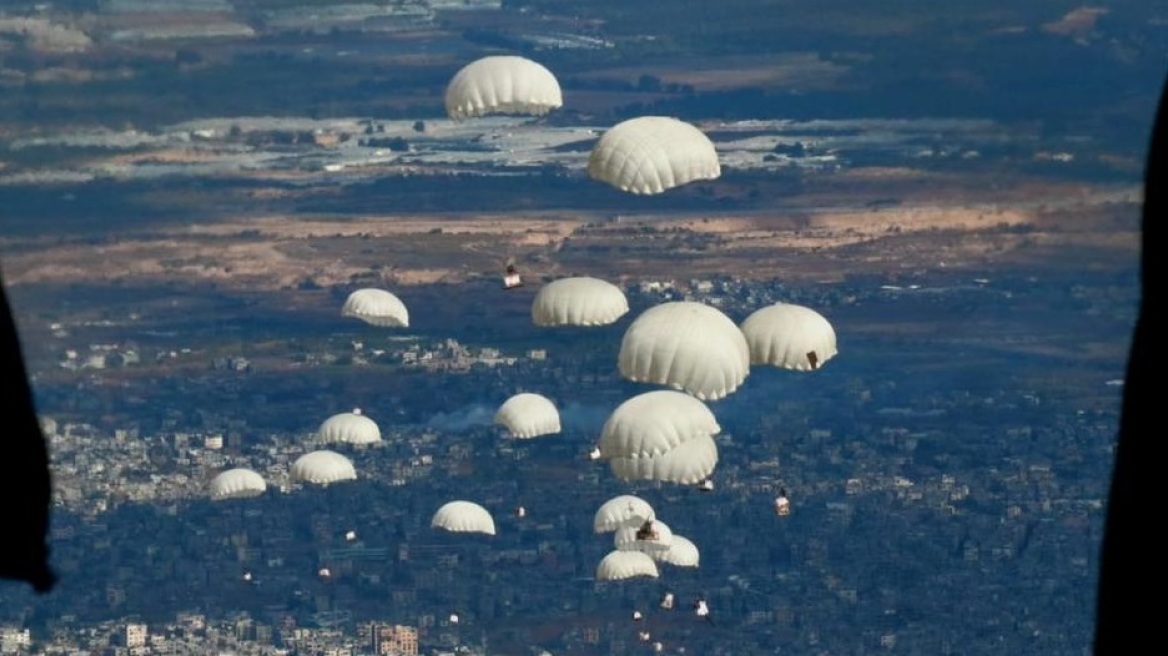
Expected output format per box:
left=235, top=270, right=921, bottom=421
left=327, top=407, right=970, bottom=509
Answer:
left=0, top=173, right=1140, bottom=292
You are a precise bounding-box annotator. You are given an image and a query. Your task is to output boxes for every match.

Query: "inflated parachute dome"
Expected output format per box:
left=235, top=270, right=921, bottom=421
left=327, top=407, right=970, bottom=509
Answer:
left=595, top=550, right=659, bottom=581
left=587, top=116, right=721, bottom=195
left=608, top=432, right=719, bottom=485
left=531, top=277, right=629, bottom=327
left=444, top=55, right=563, bottom=121
left=341, top=288, right=409, bottom=328
left=494, top=393, right=561, bottom=439
left=593, top=495, right=656, bottom=533
left=209, top=468, right=267, bottom=501
left=655, top=534, right=700, bottom=567
left=615, top=519, right=674, bottom=552
left=618, top=302, right=750, bottom=400
left=740, top=302, right=838, bottom=371
left=318, top=408, right=382, bottom=445
left=290, top=450, right=357, bottom=486
left=431, top=500, right=497, bottom=536
left=598, top=390, right=720, bottom=459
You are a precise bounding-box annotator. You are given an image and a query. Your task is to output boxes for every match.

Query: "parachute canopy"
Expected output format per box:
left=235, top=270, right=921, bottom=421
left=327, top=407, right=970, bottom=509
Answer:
left=593, top=495, right=656, bottom=533
left=615, top=520, right=674, bottom=552
left=431, top=500, right=497, bottom=536
left=341, top=288, right=409, bottom=328
left=209, top=468, right=267, bottom=501
left=598, top=391, right=720, bottom=460
left=595, top=550, right=659, bottom=581
left=531, top=277, right=629, bottom=327
left=444, top=55, right=563, bottom=121
left=740, top=303, right=838, bottom=371
left=290, top=450, right=357, bottom=486
left=494, top=393, right=561, bottom=439
left=608, top=433, right=719, bottom=485
left=587, top=116, right=721, bottom=195
left=318, top=408, right=381, bottom=445
left=655, top=534, right=700, bottom=567
left=618, top=301, right=749, bottom=401
left=598, top=391, right=721, bottom=485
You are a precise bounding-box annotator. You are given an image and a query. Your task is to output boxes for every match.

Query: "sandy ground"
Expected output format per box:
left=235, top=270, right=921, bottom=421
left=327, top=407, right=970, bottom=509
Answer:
left=2, top=214, right=584, bottom=288
left=0, top=181, right=1140, bottom=290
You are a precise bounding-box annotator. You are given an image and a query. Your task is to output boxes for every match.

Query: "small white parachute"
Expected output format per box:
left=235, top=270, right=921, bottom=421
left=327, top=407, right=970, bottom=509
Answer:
left=587, top=116, right=721, bottom=195
left=654, top=534, right=700, bottom=567
left=445, top=55, right=563, bottom=121
left=614, top=520, right=674, bottom=552
left=341, top=288, right=409, bottom=328
left=595, top=550, right=660, bottom=581
left=531, top=277, right=629, bottom=327
left=290, top=450, right=357, bottom=486
left=740, top=302, right=838, bottom=371
left=209, top=468, right=267, bottom=501
left=431, top=500, right=497, bottom=536
left=318, top=408, right=381, bottom=445
left=593, top=495, right=656, bottom=533
left=494, top=393, right=561, bottom=439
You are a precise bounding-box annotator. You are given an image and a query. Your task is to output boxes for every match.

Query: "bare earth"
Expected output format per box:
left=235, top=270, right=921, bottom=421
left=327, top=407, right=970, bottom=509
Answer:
left=0, top=172, right=1140, bottom=293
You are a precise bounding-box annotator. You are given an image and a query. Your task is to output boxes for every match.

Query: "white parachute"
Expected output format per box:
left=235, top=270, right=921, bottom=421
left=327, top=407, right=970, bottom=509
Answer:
left=318, top=408, right=381, bottom=445
left=654, top=534, right=700, bottom=568
left=618, top=301, right=750, bottom=400
left=608, top=433, right=719, bottom=485
left=740, top=302, right=838, bottom=371
left=494, top=393, right=561, bottom=439
left=444, top=55, right=563, bottom=121
left=431, top=500, right=497, bottom=536
left=593, top=495, right=656, bottom=533
left=290, top=450, right=357, bottom=486
left=598, top=391, right=721, bottom=485
left=614, top=520, right=674, bottom=552
left=209, top=468, right=267, bottom=501
left=598, top=391, right=720, bottom=459
left=587, top=116, right=721, bottom=195
left=595, top=550, right=660, bottom=581
left=531, top=277, right=629, bottom=327
left=341, top=288, right=409, bottom=328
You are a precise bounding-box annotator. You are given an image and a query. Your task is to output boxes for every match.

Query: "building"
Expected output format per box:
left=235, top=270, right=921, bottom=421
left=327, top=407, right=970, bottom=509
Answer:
left=0, top=627, right=31, bottom=654
left=371, top=623, right=418, bottom=656
left=123, top=622, right=147, bottom=648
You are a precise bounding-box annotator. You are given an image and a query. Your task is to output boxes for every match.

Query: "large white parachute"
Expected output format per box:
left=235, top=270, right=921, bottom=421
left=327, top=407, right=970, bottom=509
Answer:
left=209, top=468, right=267, bottom=501
left=740, top=302, right=838, bottom=371
left=494, top=393, right=561, bottom=439
left=587, top=116, right=721, bottom=195
left=431, top=500, right=497, bottom=536
left=595, top=550, right=659, bottom=581
left=608, top=433, right=719, bottom=485
left=290, top=450, right=357, bottom=486
left=531, top=277, right=629, bottom=327
left=318, top=408, right=381, bottom=445
left=444, top=55, right=563, bottom=121
left=341, top=288, right=409, bottom=328
left=593, top=495, right=656, bottom=533
left=598, top=390, right=720, bottom=459
left=618, top=302, right=750, bottom=400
